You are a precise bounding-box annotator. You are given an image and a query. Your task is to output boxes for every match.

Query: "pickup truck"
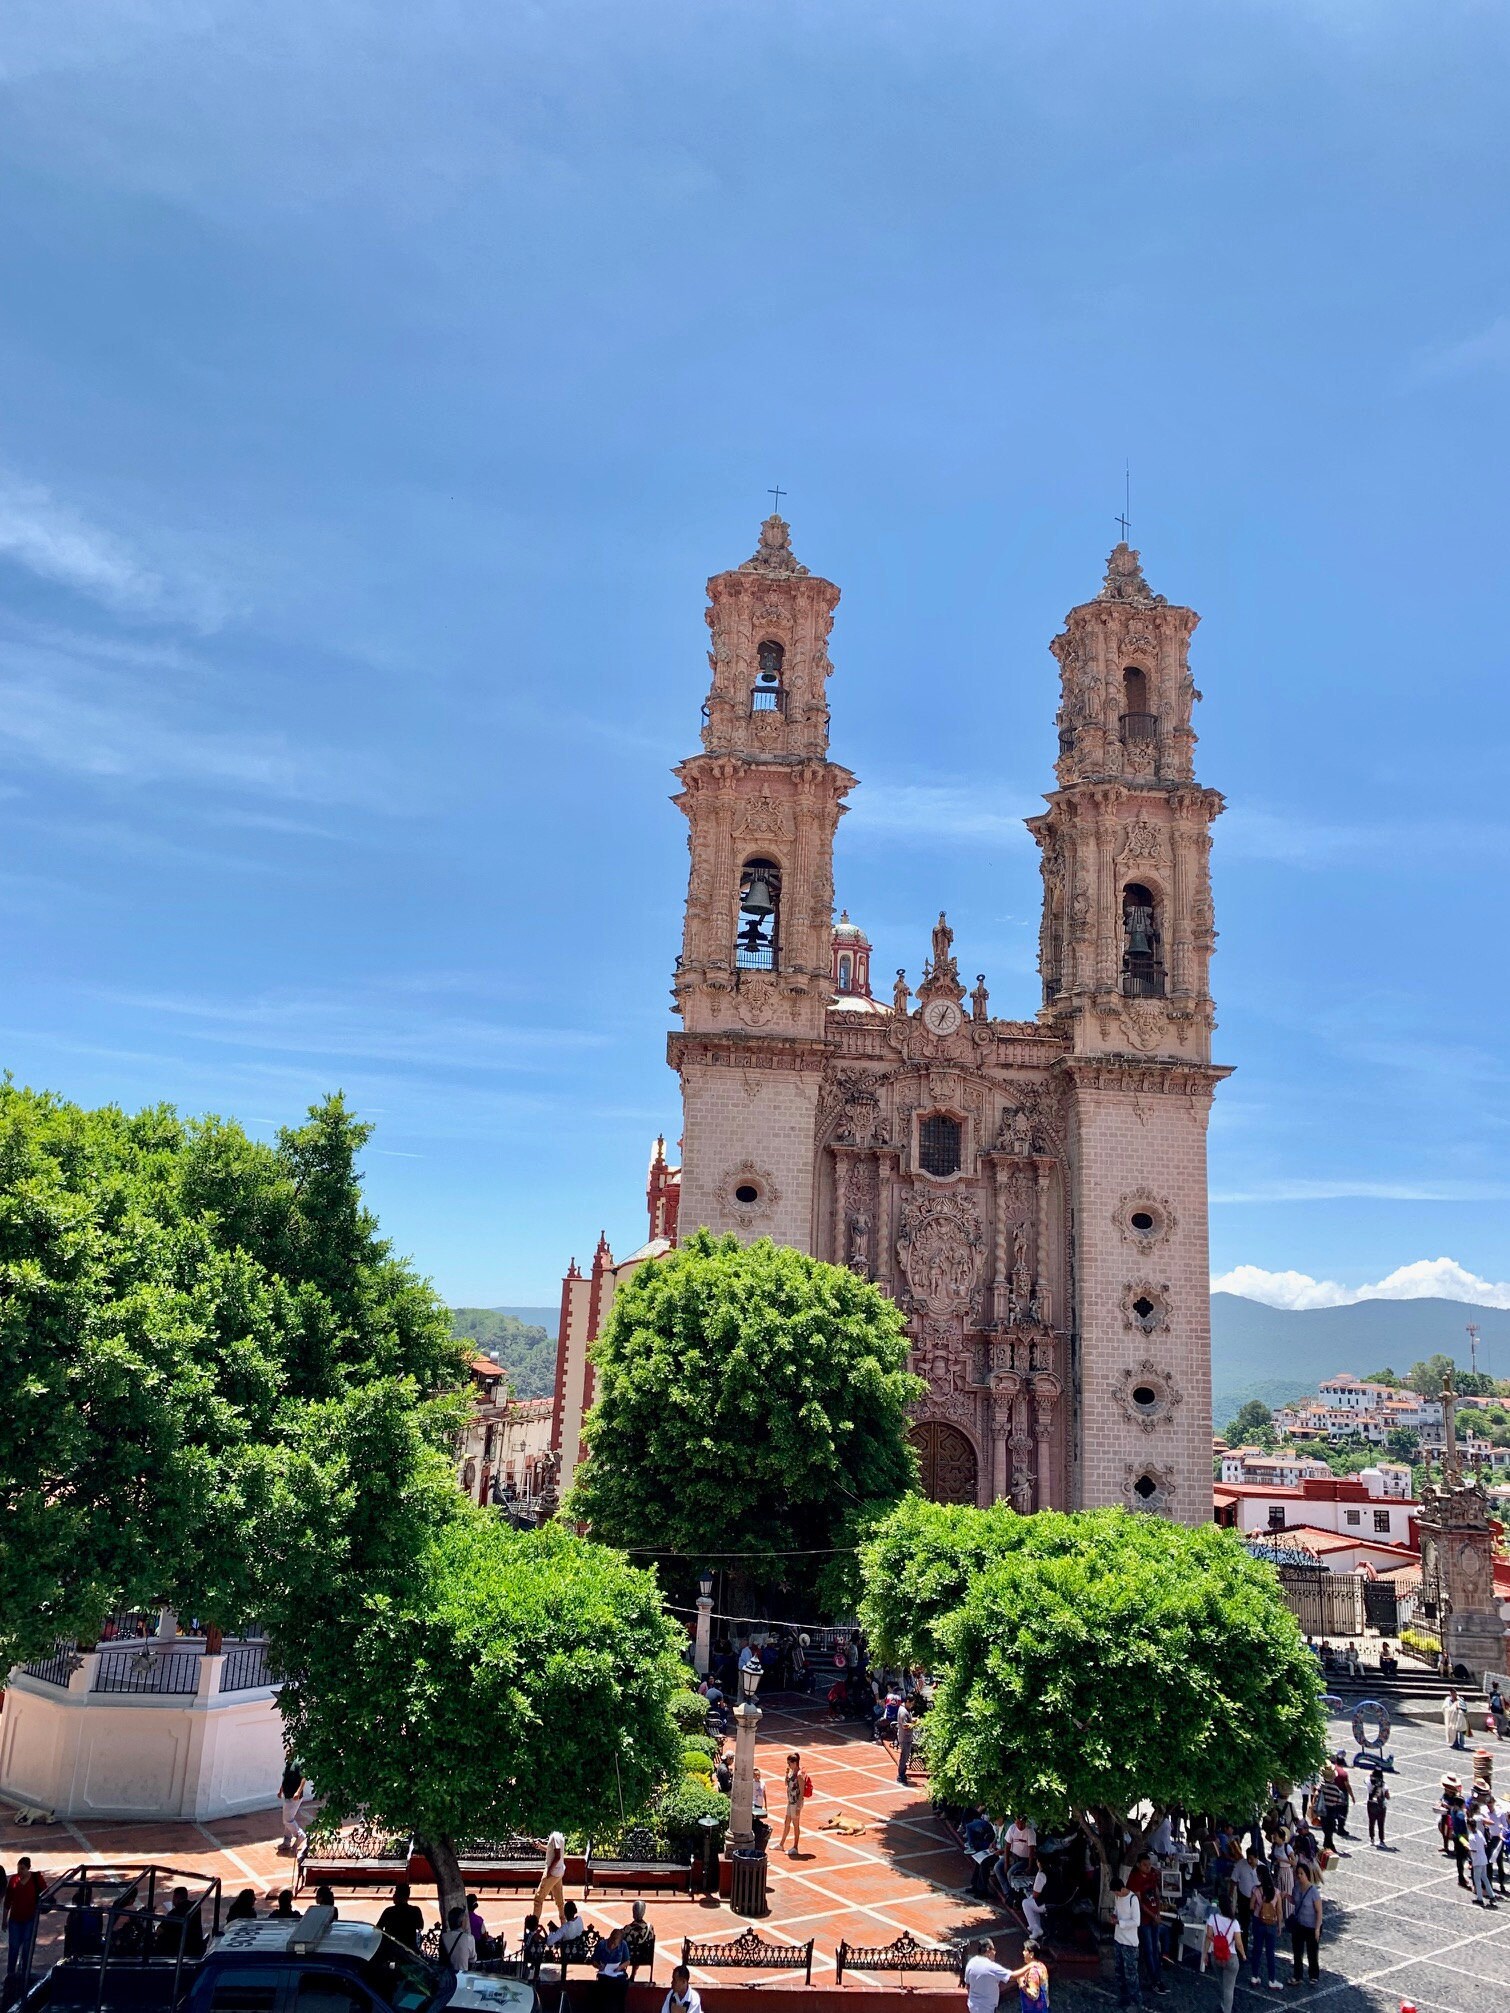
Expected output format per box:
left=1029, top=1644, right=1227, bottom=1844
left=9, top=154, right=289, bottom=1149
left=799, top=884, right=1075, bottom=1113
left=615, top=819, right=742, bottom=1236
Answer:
left=17, top=1868, right=536, bottom=2013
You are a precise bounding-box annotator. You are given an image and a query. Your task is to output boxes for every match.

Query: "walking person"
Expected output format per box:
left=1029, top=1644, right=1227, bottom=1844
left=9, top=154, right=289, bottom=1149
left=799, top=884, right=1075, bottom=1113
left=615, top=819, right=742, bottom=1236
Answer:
left=533, top=1832, right=567, bottom=1923
left=1445, top=1689, right=1470, bottom=1752
left=1468, top=1816, right=1498, bottom=1909
left=778, top=1752, right=809, bottom=1857
left=1365, top=1769, right=1389, bottom=1848
left=895, top=1698, right=914, bottom=1784
left=278, top=1761, right=308, bottom=1857
left=3, top=1857, right=46, bottom=1990
left=1248, top=1868, right=1282, bottom=1992
left=1288, top=1865, right=1322, bottom=1986
left=1201, top=1890, right=1244, bottom=2013
left=1111, top=1871, right=1144, bottom=2009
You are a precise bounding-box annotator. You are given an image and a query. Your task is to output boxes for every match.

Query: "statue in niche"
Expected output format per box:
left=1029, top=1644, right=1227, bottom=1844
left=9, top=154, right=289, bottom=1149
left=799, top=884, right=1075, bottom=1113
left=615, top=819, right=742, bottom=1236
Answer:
left=1011, top=1466, right=1035, bottom=1514
left=1000, top=1106, right=1033, bottom=1157
left=971, top=974, right=990, bottom=1022
left=893, top=968, right=910, bottom=1013
left=847, top=1211, right=872, bottom=1278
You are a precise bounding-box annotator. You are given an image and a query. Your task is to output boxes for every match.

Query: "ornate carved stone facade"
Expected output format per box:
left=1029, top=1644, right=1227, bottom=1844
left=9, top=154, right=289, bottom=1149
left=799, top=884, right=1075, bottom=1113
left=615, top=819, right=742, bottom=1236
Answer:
left=658, top=515, right=1227, bottom=1519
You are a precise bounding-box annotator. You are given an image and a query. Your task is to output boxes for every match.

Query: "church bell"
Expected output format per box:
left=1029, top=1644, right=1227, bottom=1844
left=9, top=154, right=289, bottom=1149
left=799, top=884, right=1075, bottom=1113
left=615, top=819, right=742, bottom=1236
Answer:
left=741, top=871, right=776, bottom=916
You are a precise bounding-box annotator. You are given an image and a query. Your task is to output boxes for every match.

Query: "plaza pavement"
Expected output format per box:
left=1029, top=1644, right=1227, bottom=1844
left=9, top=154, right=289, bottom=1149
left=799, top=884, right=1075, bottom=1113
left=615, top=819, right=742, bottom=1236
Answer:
left=2, top=1693, right=1507, bottom=2006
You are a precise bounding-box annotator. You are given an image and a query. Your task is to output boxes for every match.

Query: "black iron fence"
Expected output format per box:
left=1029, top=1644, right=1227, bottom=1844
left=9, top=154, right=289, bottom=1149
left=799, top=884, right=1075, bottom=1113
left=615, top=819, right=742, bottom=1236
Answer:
left=20, top=1646, right=79, bottom=1688
left=93, top=1649, right=201, bottom=1695
left=219, top=1643, right=276, bottom=1692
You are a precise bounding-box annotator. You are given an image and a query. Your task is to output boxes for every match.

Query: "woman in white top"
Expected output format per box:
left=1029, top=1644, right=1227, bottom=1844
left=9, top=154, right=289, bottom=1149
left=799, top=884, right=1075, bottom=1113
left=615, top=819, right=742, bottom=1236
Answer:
left=533, top=1832, right=568, bottom=1920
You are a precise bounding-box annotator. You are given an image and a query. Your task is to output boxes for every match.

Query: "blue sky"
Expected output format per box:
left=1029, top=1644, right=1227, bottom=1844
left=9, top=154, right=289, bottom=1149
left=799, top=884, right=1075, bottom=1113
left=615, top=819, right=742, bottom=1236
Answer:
left=2, top=1, right=1509, bottom=1309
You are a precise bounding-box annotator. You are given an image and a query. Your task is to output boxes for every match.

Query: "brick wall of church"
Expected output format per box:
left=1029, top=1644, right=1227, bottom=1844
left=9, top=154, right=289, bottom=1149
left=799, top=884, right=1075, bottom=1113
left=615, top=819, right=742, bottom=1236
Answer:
left=675, top=1060, right=824, bottom=1252
left=1069, top=1079, right=1215, bottom=1523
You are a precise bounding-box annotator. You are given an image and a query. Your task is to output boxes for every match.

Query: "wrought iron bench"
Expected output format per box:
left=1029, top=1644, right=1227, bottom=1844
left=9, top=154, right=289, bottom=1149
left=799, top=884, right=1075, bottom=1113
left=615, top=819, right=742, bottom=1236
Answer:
left=681, top=1928, right=815, bottom=1987
left=296, top=1825, right=411, bottom=1894
left=585, top=1828, right=696, bottom=1896
left=408, top=1837, right=560, bottom=1891
left=835, top=1931, right=966, bottom=1985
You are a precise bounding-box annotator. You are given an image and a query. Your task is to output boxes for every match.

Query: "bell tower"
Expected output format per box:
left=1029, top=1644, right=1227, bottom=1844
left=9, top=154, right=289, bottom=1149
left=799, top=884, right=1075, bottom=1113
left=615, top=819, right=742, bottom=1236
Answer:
left=1029, top=543, right=1228, bottom=1524
left=667, top=514, right=853, bottom=1249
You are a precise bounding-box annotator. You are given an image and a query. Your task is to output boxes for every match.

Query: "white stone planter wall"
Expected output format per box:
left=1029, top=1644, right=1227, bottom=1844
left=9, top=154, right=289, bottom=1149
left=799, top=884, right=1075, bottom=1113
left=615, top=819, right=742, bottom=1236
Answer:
left=0, top=1654, right=286, bottom=1821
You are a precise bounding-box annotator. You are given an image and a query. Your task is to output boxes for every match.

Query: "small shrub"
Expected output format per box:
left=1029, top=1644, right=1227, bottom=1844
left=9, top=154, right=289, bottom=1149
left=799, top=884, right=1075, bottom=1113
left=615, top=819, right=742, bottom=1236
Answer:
left=670, top=1691, right=710, bottom=1734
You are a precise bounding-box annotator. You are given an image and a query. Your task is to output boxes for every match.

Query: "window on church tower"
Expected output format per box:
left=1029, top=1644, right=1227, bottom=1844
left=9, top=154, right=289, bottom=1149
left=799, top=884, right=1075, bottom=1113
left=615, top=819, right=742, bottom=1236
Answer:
left=736, top=857, right=781, bottom=971
left=1120, top=666, right=1155, bottom=743
left=918, top=1113, right=962, bottom=1178
left=838, top=953, right=853, bottom=993
left=1121, top=882, right=1164, bottom=998
left=752, top=640, right=786, bottom=713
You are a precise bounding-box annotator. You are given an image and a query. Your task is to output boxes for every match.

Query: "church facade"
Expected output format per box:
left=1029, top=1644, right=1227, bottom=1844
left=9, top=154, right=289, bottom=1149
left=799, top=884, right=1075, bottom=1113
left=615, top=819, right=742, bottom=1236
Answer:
left=557, top=513, right=1227, bottom=1521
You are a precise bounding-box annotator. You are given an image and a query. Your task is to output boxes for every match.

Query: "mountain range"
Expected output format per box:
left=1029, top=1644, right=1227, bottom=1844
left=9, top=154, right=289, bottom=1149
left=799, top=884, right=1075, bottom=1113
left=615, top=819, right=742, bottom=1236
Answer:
left=1210, top=1293, right=1510, bottom=1429
left=449, top=1294, right=1509, bottom=1434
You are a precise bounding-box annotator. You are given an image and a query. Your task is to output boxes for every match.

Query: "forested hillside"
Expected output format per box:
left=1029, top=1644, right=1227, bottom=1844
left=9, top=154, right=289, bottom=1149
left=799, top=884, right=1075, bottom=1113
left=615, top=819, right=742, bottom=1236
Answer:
left=450, top=1307, right=557, bottom=1398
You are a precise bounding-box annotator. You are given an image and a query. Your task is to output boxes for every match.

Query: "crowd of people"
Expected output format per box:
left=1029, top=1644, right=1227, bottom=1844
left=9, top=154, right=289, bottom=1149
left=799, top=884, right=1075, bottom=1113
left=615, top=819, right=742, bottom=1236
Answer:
left=1436, top=1770, right=1510, bottom=1907
left=950, top=1770, right=1397, bottom=2009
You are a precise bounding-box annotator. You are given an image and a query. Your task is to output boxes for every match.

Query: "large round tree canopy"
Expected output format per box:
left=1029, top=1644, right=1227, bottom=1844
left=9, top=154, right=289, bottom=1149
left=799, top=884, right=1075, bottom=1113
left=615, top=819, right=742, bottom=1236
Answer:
left=865, top=1500, right=1326, bottom=1834
left=566, top=1231, right=921, bottom=1601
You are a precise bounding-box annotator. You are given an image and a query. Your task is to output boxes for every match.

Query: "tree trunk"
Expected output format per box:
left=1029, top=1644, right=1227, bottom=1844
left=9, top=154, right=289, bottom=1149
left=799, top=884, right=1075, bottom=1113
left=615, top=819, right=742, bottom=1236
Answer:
left=414, top=1832, right=466, bottom=1943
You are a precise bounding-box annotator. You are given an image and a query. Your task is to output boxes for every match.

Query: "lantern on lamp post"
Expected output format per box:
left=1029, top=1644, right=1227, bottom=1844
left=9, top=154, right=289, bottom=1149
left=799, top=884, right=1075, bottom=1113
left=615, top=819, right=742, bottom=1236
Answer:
left=694, top=1566, right=715, bottom=1678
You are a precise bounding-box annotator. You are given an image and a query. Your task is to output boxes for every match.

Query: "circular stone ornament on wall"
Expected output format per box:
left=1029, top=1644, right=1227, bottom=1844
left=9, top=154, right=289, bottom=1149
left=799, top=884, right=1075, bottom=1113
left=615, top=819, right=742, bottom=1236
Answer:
left=714, top=1160, right=782, bottom=1230
left=1111, top=1358, right=1186, bottom=1434
left=1114, top=1187, right=1178, bottom=1251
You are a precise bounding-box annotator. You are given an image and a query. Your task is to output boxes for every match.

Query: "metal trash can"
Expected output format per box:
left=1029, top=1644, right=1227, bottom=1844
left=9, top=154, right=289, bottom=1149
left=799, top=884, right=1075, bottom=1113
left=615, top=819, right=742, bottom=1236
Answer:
left=730, top=1845, right=768, bottom=1918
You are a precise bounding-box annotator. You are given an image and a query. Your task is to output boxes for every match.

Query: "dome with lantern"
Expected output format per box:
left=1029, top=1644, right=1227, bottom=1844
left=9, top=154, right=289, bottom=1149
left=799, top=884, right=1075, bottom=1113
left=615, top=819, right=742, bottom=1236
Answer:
left=829, top=911, right=888, bottom=1012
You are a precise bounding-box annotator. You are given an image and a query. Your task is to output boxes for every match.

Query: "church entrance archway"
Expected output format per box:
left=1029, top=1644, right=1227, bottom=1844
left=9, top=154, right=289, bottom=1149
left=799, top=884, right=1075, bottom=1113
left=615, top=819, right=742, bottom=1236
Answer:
left=910, top=1421, right=978, bottom=1505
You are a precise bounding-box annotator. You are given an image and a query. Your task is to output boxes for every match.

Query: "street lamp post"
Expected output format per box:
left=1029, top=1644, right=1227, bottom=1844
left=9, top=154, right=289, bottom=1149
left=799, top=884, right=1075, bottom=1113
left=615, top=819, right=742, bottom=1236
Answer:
left=694, top=1566, right=715, bottom=1678
left=727, top=1654, right=764, bottom=1850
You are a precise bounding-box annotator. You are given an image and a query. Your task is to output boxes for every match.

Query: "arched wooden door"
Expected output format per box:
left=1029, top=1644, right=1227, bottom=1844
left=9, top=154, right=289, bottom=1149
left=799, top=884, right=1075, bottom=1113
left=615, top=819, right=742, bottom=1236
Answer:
left=909, top=1421, right=978, bottom=1505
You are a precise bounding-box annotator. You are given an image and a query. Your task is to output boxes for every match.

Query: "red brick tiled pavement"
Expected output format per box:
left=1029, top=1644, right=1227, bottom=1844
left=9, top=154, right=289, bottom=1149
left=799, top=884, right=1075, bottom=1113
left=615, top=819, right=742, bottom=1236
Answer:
left=0, top=1698, right=1017, bottom=1988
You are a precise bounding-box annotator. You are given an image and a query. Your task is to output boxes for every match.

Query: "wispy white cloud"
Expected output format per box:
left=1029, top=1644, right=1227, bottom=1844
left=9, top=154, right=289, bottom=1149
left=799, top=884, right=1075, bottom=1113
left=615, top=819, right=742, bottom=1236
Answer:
left=1412, top=315, right=1510, bottom=381
left=1212, top=1256, right=1510, bottom=1311
left=846, top=781, right=1035, bottom=845
left=0, top=471, right=163, bottom=611
left=94, top=985, right=609, bottom=1074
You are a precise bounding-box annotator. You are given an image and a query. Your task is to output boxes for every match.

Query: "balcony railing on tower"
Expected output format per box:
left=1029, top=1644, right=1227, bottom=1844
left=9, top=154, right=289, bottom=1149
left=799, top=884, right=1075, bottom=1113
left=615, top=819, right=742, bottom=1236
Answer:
left=1119, top=711, right=1158, bottom=744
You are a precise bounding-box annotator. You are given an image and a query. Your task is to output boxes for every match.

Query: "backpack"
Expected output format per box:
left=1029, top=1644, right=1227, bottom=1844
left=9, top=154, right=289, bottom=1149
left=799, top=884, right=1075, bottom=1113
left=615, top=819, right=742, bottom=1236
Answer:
left=1209, top=1917, right=1235, bottom=1965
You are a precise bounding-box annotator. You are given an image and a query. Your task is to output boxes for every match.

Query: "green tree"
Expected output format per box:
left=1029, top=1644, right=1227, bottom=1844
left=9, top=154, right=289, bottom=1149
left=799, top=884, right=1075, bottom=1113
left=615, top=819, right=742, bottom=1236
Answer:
left=277, top=1515, right=686, bottom=1919
left=1407, top=1353, right=1495, bottom=1400
left=566, top=1232, right=922, bottom=1606
left=863, top=1503, right=1325, bottom=1866
left=1224, top=1399, right=1275, bottom=1447
left=1385, top=1426, right=1421, bottom=1462
left=1363, top=1368, right=1402, bottom=1388
left=858, top=1495, right=1026, bottom=1668
left=0, top=1082, right=466, bottom=1663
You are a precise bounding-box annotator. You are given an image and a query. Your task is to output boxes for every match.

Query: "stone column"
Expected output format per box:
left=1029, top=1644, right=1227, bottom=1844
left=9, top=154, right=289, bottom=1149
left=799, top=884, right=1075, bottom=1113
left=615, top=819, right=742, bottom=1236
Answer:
left=990, top=1159, right=1011, bottom=1323
left=991, top=1380, right=1018, bottom=1505
left=1034, top=1383, right=1060, bottom=1510
left=728, top=1692, right=764, bottom=1850
left=694, top=1597, right=714, bottom=1678
left=876, top=1148, right=899, bottom=1295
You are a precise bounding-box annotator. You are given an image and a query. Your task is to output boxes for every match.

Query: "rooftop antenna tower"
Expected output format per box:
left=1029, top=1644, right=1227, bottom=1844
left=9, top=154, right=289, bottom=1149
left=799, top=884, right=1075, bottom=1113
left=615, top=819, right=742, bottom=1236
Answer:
left=1466, top=1319, right=1481, bottom=1382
